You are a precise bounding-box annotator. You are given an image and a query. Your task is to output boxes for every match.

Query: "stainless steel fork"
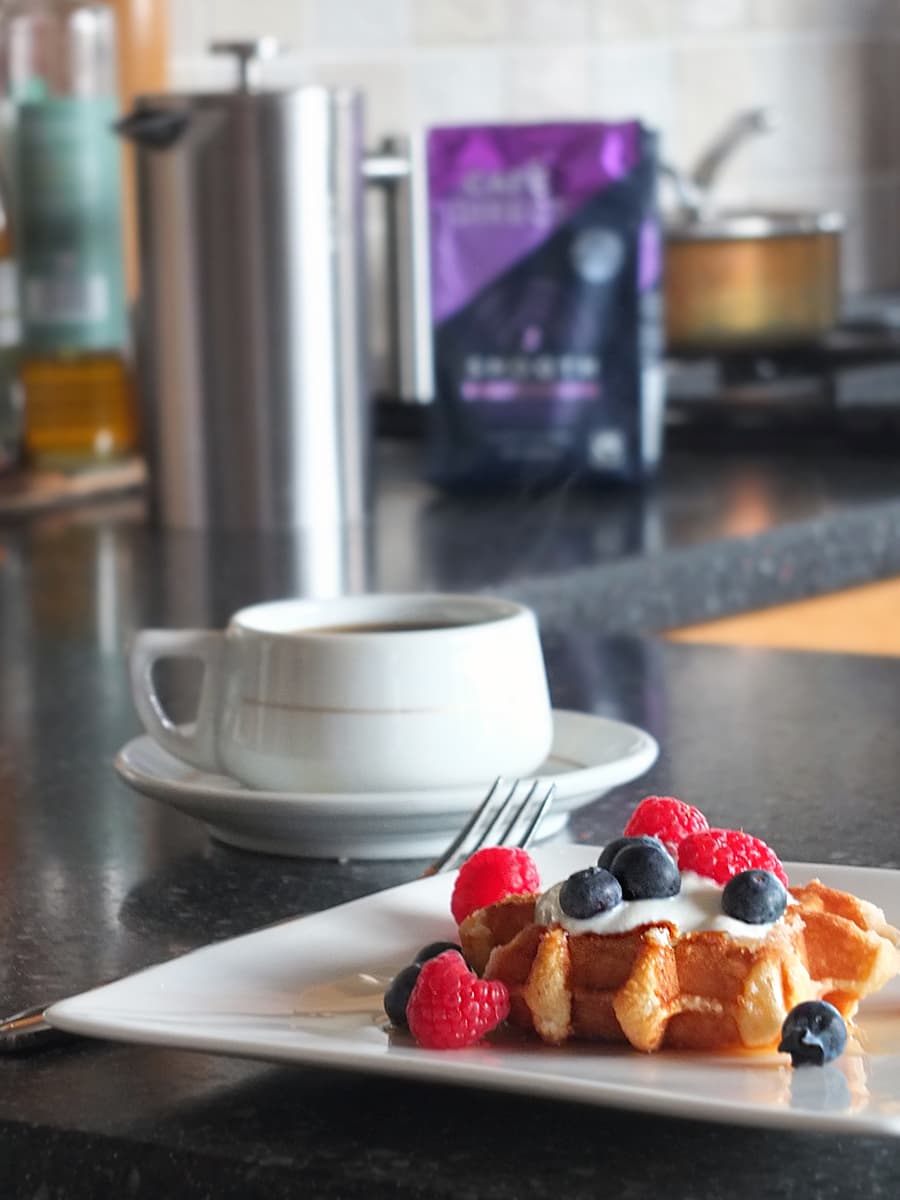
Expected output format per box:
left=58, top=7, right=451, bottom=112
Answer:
left=0, top=777, right=555, bottom=1053
left=426, top=776, right=555, bottom=876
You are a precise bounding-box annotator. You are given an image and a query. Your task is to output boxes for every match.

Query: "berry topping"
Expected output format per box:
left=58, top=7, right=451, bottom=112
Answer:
left=406, top=950, right=510, bottom=1050
left=415, top=940, right=464, bottom=964
left=677, top=828, right=788, bottom=887
left=721, top=869, right=788, bottom=925
left=384, top=946, right=467, bottom=1028
left=450, top=846, right=541, bottom=925
left=608, top=839, right=681, bottom=901
left=559, top=866, right=623, bottom=919
left=383, top=963, right=422, bottom=1028
left=597, top=835, right=664, bottom=872
left=778, top=1001, right=847, bottom=1067
left=623, top=795, right=710, bottom=855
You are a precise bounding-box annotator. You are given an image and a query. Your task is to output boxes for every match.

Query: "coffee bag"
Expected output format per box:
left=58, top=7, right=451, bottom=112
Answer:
left=426, top=121, right=663, bottom=487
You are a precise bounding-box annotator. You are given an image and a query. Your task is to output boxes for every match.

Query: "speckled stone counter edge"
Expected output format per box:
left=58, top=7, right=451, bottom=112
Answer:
left=502, top=499, right=900, bottom=634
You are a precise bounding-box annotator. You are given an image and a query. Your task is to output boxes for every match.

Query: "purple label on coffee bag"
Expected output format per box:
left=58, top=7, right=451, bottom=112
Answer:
left=427, top=122, right=642, bottom=323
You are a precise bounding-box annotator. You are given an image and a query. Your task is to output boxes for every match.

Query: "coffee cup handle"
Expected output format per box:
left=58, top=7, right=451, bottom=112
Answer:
left=129, top=630, right=224, bottom=771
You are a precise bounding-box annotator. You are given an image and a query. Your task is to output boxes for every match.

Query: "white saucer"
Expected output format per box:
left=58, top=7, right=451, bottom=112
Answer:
left=114, top=709, right=658, bottom=860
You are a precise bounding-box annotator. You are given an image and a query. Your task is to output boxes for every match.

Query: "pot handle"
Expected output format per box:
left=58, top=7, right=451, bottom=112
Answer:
left=663, top=108, right=778, bottom=224
left=690, top=107, right=778, bottom=193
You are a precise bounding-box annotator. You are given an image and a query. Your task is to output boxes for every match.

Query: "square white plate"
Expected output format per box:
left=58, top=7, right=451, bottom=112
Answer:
left=48, top=845, right=900, bottom=1136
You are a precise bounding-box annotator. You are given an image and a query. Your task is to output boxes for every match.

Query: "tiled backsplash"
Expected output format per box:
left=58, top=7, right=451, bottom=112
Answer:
left=168, top=0, right=900, bottom=293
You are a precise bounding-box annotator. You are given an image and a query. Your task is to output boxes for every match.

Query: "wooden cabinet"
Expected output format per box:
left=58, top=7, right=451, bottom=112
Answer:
left=666, top=576, right=900, bottom=656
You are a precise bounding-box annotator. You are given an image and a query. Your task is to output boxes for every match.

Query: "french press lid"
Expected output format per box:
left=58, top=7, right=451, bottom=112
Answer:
left=115, top=39, right=296, bottom=149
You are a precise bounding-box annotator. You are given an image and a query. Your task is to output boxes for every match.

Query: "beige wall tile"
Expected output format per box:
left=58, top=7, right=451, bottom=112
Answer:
left=773, top=39, right=900, bottom=177
left=505, top=49, right=590, bottom=117
left=412, top=0, right=509, bottom=45
left=591, top=0, right=671, bottom=41
left=310, top=58, right=412, bottom=138
left=673, top=0, right=751, bottom=34
left=708, top=170, right=838, bottom=209
left=169, top=54, right=235, bottom=91
left=670, top=38, right=897, bottom=188
left=168, top=0, right=212, bottom=58
left=588, top=45, right=673, bottom=132
left=410, top=51, right=505, bottom=126
left=668, top=41, right=759, bottom=176
left=511, top=0, right=589, bottom=43
left=308, top=0, right=411, bottom=48
left=209, top=0, right=308, bottom=50
left=750, top=0, right=898, bottom=33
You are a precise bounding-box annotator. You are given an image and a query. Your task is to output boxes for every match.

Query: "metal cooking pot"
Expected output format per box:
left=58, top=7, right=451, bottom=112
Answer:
left=664, top=109, right=844, bottom=350
left=665, top=208, right=843, bottom=349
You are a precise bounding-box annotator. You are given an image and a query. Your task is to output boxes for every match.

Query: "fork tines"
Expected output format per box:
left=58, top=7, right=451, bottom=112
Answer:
left=429, top=777, right=555, bottom=876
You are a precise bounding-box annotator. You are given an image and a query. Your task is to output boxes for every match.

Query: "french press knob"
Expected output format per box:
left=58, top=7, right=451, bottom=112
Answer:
left=210, top=38, right=282, bottom=90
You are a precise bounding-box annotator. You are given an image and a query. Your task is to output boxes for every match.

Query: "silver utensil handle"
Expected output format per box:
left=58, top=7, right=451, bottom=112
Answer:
left=365, top=134, right=433, bottom=405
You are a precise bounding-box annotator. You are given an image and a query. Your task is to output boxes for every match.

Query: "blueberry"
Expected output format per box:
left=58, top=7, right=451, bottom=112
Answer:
left=778, top=1000, right=847, bottom=1067
left=559, top=866, right=623, bottom=919
left=383, top=963, right=421, bottom=1028
left=597, top=835, right=666, bottom=872
left=721, top=869, right=787, bottom=925
left=609, top=840, right=681, bottom=901
left=414, top=940, right=463, bottom=964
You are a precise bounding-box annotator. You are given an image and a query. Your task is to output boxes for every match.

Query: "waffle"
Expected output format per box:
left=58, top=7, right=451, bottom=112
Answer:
left=458, top=879, right=900, bottom=1053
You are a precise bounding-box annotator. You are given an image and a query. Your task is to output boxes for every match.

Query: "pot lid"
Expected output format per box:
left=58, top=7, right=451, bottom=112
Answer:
left=665, top=208, right=845, bottom=241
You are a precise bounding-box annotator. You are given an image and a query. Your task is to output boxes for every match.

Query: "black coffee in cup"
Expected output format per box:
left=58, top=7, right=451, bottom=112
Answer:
left=307, top=620, right=467, bottom=634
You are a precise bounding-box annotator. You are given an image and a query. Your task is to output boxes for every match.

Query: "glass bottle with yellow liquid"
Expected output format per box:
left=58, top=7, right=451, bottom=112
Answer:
left=2, top=0, right=138, bottom=467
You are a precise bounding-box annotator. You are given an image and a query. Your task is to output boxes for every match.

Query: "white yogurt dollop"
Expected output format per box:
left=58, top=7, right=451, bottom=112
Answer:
left=534, top=871, right=786, bottom=944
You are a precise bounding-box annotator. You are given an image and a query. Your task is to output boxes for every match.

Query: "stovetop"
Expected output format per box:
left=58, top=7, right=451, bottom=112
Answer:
left=666, top=294, right=900, bottom=440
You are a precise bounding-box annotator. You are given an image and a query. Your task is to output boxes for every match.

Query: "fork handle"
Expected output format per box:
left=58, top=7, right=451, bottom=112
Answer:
left=0, top=1004, right=78, bottom=1053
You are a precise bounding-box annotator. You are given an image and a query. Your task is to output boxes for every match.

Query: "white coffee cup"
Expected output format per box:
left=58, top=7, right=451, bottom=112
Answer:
left=129, top=593, right=554, bottom=793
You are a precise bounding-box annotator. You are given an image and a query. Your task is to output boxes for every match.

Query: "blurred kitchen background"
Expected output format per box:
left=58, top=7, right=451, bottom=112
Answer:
left=172, top=0, right=900, bottom=295
left=5, top=0, right=900, bottom=511
left=177, top=1, right=900, bottom=446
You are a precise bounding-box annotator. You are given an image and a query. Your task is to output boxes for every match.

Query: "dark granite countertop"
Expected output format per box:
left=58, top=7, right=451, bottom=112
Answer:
left=6, top=434, right=900, bottom=633
left=372, top=437, right=900, bottom=631
left=2, top=440, right=900, bottom=1196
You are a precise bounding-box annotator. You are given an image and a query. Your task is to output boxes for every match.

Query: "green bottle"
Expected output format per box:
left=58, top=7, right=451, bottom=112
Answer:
left=0, top=186, right=22, bottom=474
left=1, top=0, right=137, bottom=468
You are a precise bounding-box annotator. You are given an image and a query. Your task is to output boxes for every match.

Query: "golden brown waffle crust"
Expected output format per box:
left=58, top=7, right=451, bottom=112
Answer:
left=458, top=878, right=900, bottom=1054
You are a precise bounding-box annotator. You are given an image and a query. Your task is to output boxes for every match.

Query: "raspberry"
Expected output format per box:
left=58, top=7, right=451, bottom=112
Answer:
left=677, top=828, right=788, bottom=887
left=406, top=950, right=510, bottom=1049
left=623, top=795, right=709, bottom=855
left=450, top=846, right=540, bottom=925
